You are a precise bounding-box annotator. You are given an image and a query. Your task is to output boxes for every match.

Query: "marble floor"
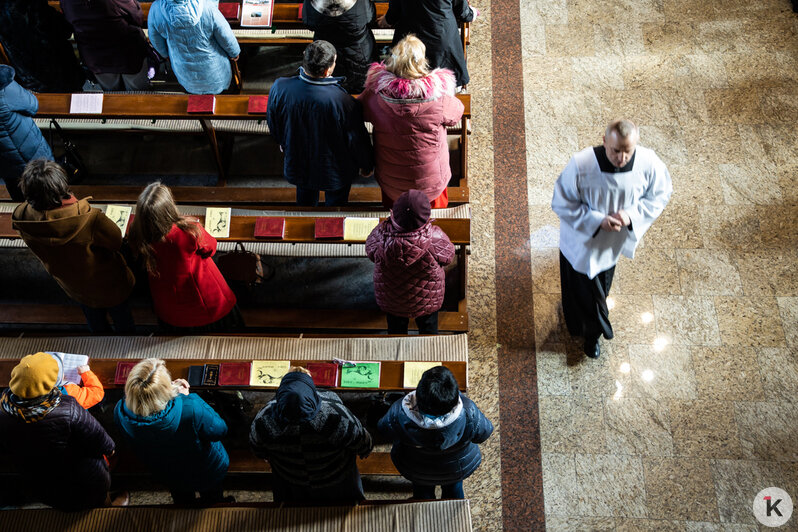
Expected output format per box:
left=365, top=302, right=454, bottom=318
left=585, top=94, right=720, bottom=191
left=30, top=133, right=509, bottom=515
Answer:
left=485, top=0, right=798, bottom=530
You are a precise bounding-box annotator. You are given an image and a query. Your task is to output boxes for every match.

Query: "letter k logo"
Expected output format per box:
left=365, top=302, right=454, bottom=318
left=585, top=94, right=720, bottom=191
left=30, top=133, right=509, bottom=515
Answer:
left=765, top=496, right=783, bottom=517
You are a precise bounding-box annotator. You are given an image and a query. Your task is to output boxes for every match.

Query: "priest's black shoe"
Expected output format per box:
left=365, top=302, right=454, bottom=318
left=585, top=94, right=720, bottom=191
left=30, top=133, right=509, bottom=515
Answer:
left=584, top=338, right=600, bottom=359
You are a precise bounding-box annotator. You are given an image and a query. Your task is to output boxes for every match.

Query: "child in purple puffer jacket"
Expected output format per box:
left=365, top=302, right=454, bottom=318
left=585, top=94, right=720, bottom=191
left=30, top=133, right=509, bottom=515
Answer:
left=365, top=189, right=455, bottom=334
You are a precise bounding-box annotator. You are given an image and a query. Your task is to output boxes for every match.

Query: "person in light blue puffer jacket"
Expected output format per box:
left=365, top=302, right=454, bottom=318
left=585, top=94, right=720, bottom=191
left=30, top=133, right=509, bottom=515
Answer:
left=0, top=65, right=53, bottom=201
left=148, top=0, right=241, bottom=95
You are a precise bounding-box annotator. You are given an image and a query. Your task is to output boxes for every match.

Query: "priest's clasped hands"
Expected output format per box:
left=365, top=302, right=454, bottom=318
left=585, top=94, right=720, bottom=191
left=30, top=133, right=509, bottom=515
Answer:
left=600, top=210, right=631, bottom=232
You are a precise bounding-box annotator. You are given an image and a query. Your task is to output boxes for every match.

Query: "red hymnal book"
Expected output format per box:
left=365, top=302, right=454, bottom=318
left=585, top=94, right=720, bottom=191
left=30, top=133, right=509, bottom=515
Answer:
left=254, top=217, right=285, bottom=239
left=125, top=214, right=135, bottom=237
left=297, top=4, right=303, bottom=19
left=219, top=2, right=241, bottom=20
left=314, top=217, right=344, bottom=239
left=114, top=361, right=137, bottom=385
left=307, top=362, right=339, bottom=387
left=187, top=95, right=216, bottom=114
left=247, top=95, right=268, bottom=114
left=218, top=362, right=251, bottom=386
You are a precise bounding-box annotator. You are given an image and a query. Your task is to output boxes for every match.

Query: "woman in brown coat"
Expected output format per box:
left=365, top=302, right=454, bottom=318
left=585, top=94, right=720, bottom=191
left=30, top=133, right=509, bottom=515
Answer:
left=12, top=160, right=136, bottom=333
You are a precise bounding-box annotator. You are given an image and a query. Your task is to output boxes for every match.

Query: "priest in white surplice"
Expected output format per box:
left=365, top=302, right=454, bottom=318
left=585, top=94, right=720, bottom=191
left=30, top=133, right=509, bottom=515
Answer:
left=552, top=119, right=672, bottom=359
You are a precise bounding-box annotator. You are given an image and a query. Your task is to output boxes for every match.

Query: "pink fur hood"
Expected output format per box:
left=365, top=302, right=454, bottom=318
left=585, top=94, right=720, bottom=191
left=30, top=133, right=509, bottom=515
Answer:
left=364, top=63, right=457, bottom=101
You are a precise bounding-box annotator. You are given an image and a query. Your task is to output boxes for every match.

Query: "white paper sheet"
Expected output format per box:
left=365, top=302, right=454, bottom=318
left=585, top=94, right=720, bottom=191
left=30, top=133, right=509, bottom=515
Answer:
left=69, top=93, right=104, bottom=114
left=50, top=352, right=89, bottom=385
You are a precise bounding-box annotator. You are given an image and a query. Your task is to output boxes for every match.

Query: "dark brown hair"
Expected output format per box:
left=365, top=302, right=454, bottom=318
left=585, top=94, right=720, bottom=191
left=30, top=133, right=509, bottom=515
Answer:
left=303, top=40, right=336, bottom=78
left=19, top=159, right=71, bottom=211
left=129, top=182, right=202, bottom=275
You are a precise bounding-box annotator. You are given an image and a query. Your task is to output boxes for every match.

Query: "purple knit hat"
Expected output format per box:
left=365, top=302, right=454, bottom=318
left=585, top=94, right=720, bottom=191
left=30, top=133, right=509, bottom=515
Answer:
left=392, top=190, right=431, bottom=231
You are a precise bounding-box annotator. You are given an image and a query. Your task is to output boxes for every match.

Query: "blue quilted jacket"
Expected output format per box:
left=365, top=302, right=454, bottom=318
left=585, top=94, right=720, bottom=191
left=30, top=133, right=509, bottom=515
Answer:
left=148, top=0, right=241, bottom=94
left=0, top=66, right=53, bottom=188
left=378, top=391, right=493, bottom=486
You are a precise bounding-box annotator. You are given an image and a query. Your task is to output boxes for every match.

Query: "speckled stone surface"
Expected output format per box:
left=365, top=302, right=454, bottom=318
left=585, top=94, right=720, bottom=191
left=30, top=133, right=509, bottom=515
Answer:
left=524, top=1, right=798, bottom=529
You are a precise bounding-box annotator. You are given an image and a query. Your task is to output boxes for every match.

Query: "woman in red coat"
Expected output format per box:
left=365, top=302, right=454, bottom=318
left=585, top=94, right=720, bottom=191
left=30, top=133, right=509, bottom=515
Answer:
left=130, top=182, right=243, bottom=332
left=358, top=35, right=464, bottom=209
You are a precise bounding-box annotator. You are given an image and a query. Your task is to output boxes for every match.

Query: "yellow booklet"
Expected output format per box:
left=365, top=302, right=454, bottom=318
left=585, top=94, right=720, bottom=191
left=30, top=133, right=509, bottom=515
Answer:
left=403, top=361, right=442, bottom=388
left=250, top=360, right=290, bottom=387
left=205, top=207, right=231, bottom=238
left=343, top=217, right=379, bottom=241
left=105, top=205, right=132, bottom=236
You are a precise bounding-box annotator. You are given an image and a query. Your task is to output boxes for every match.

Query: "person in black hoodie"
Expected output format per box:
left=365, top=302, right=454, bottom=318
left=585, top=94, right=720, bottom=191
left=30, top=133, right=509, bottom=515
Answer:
left=0, top=0, right=86, bottom=93
left=249, top=367, right=373, bottom=503
left=302, top=0, right=378, bottom=93
left=378, top=0, right=478, bottom=87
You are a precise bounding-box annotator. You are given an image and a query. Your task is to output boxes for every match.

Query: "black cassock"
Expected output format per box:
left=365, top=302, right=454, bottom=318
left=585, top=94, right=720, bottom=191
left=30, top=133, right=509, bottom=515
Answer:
left=559, top=251, right=615, bottom=344
left=385, top=0, right=475, bottom=86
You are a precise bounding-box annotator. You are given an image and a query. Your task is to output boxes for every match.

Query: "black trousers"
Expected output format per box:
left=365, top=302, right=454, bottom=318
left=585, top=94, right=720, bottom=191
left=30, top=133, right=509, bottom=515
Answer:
left=386, top=311, right=439, bottom=335
left=559, top=252, right=615, bottom=342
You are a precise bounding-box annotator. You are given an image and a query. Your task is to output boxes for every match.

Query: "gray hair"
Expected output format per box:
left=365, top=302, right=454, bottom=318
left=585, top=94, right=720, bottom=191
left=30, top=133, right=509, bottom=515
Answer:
left=605, top=119, right=638, bottom=140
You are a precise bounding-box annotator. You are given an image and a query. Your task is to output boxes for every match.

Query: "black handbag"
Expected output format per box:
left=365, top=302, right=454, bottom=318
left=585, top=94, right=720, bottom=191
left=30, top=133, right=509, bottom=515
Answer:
left=49, top=119, right=88, bottom=184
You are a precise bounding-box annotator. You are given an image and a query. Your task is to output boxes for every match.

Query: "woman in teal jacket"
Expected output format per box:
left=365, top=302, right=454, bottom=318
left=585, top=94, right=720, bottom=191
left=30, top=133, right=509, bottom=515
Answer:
left=147, top=0, right=241, bottom=94
left=114, top=358, right=232, bottom=505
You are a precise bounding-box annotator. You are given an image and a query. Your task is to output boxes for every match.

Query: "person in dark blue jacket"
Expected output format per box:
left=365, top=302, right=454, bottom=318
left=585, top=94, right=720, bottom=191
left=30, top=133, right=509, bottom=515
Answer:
left=114, top=358, right=233, bottom=506
left=267, top=40, right=374, bottom=206
left=378, top=366, right=493, bottom=499
left=0, top=65, right=54, bottom=201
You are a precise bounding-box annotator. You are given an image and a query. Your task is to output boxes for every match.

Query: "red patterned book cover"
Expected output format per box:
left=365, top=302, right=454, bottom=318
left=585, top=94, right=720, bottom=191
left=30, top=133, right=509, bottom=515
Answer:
left=114, top=361, right=137, bottom=385
left=187, top=95, right=216, bottom=114
left=307, top=362, right=339, bottom=387
left=314, top=217, right=344, bottom=239
left=247, top=95, right=268, bottom=114
left=254, top=217, right=285, bottom=239
left=219, top=2, right=241, bottom=20
left=218, top=362, right=251, bottom=386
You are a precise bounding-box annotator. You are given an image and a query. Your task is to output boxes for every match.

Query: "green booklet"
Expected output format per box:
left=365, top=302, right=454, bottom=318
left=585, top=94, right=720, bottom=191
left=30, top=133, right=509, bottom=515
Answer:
left=340, top=362, right=381, bottom=388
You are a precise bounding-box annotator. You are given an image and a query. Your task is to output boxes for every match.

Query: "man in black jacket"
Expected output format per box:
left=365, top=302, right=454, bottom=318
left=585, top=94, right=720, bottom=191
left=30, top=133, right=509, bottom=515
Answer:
left=267, top=40, right=374, bottom=206
left=249, top=367, right=373, bottom=503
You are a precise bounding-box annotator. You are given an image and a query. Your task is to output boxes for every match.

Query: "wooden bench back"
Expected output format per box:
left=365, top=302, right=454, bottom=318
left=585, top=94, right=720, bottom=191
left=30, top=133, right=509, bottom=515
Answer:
left=31, top=93, right=471, bottom=120
left=0, top=358, right=467, bottom=391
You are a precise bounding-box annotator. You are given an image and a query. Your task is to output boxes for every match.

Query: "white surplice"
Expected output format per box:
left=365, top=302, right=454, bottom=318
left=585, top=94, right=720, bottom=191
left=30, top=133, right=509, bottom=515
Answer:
left=552, top=146, right=672, bottom=279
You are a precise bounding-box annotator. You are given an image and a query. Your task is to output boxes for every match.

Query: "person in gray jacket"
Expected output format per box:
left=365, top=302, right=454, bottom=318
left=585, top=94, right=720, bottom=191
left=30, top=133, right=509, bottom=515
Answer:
left=249, top=367, right=373, bottom=503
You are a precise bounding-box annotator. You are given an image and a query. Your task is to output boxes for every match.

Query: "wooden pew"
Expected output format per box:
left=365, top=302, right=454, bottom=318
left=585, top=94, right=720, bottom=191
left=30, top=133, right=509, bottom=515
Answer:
left=0, top=358, right=468, bottom=391
left=15, top=93, right=470, bottom=204
left=0, top=358, right=468, bottom=478
left=111, top=448, right=401, bottom=477
left=0, top=212, right=470, bottom=332
left=0, top=212, right=471, bottom=244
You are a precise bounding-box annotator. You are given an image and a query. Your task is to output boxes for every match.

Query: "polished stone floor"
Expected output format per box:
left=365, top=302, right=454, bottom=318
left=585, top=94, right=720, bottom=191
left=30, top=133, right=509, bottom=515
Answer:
left=514, top=1, right=798, bottom=530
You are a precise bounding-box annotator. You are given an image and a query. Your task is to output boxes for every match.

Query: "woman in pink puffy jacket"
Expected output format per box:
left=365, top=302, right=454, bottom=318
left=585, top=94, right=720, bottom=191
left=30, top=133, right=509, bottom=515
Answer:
left=365, top=189, right=455, bottom=334
left=358, top=35, right=464, bottom=209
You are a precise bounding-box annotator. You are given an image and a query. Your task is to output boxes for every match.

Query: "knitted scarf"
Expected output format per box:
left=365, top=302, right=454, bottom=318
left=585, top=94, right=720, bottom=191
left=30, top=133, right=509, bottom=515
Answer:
left=0, top=388, right=62, bottom=423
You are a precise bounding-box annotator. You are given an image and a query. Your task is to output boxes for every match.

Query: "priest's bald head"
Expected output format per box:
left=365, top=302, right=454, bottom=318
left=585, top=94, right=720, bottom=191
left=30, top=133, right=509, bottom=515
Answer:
left=603, top=119, right=639, bottom=169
